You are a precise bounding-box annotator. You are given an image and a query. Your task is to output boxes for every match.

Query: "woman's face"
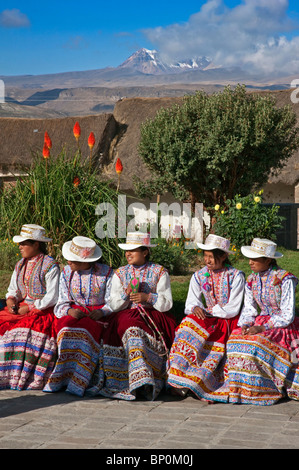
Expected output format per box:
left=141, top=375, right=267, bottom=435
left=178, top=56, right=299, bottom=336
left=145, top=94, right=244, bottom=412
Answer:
left=68, top=261, right=92, bottom=272
left=18, top=240, right=41, bottom=259
left=248, top=257, right=272, bottom=273
left=204, top=250, right=227, bottom=271
left=125, top=248, right=148, bottom=266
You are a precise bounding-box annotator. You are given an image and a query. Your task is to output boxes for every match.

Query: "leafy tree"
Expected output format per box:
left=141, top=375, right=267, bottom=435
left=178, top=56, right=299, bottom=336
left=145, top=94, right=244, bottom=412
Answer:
left=134, top=85, right=298, bottom=210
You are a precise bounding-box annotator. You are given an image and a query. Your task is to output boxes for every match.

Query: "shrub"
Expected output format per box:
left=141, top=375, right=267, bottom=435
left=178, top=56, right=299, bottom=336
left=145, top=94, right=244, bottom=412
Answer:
left=212, top=191, right=284, bottom=250
left=150, top=237, right=198, bottom=275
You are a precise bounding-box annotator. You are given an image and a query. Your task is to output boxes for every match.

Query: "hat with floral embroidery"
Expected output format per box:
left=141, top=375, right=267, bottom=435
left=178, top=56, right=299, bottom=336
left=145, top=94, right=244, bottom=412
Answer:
left=118, top=232, right=157, bottom=250
left=197, top=234, right=233, bottom=254
left=62, top=236, right=102, bottom=262
left=13, top=224, right=52, bottom=243
left=241, top=238, right=283, bottom=259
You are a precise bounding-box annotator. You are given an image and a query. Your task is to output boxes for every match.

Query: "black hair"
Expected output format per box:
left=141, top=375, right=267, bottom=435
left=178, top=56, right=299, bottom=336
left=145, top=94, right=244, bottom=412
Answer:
left=139, top=246, right=151, bottom=261
left=26, top=240, right=48, bottom=255
left=205, top=248, right=232, bottom=267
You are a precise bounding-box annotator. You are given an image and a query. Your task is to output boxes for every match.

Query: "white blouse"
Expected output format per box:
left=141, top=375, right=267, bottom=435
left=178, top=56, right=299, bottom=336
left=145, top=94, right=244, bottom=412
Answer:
left=109, top=265, right=173, bottom=313
left=238, top=278, right=297, bottom=329
left=185, top=271, right=245, bottom=319
left=6, top=264, right=60, bottom=311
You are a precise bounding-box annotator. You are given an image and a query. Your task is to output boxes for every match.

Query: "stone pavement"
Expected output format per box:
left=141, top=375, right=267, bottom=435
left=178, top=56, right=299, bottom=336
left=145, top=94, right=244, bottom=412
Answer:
left=1, top=389, right=299, bottom=451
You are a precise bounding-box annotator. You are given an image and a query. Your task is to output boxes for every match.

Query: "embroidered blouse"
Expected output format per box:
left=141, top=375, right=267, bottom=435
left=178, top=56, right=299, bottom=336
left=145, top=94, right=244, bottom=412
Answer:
left=109, top=262, right=173, bottom=313
left=238, top=268, right=298, bottom=330
left=185, top=266, right=245, bottom=319
left=54, top=263, right=113, bottom=318
left=6, top=254, right=60, bottom=311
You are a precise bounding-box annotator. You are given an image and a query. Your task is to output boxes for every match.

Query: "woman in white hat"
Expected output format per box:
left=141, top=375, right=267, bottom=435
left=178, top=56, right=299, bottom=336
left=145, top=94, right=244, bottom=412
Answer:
left=0, top=224, right=60, bottom=390
left=44, top=236, right=113, bottom=397
left=86, top=232, right=176, bottom=401
left=167, top=234, right=245, bottom=402
left=226, top=238, right=299, bottom=405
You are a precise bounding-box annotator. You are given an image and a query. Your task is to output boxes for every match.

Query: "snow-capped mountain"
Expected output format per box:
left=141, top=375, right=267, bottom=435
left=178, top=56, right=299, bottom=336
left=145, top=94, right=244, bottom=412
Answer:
left=118, top=48, right=214, bottom=75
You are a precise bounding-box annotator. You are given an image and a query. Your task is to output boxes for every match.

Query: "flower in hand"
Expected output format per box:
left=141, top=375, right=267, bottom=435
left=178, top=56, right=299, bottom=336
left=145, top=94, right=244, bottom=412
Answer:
left=130, top=292, right=149, bottom=304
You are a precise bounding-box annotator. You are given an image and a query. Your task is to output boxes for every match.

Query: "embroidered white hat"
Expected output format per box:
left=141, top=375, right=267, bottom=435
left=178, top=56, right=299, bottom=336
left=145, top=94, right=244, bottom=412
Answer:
left=62, top=236, right=102, bottom=262
left=241, top=238, right=283, bottom=259
left=13, top=224, right=52, bottom=243
left=197, top=234, right=233, bottom=254
left=118, top=232, right=157, bottom=250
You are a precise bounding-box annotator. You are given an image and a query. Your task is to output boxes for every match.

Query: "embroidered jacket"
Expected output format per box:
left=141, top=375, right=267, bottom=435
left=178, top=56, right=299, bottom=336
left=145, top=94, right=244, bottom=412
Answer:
left=185, top=266, right=245, bottom=319
left=6, top=254, right=60, bottom=310
left=238, top=268, right=298, bottom=330
left=54, top=263, right=113, bottom=318
left=109, top=262, right=173, bottom=312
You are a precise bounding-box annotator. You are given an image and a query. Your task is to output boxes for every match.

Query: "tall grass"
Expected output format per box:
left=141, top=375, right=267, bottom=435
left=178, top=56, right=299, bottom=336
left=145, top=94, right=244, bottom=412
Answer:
left=0, top=150, right=122, bottom=267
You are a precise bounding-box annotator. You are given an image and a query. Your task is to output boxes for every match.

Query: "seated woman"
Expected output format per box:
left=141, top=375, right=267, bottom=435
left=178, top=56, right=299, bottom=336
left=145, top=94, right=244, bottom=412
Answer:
left=44, top=236, right=113, bottom=397
left=0, top=224, right=59, bottom=390
left=226, top=238, right=299, bottom=405
left=167, top=234, right=245, bottom=402
left=88, top=232, right=177, bottom=401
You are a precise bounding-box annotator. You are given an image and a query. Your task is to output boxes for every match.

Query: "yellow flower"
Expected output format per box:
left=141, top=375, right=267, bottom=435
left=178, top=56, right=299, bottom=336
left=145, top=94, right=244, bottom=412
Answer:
left=214, top=204, right=220, bottom=211
left=258, top=189, right=264, bottom=195
left=236, top=203, right=242, bottom=210
left=254, top=196, right=261, bottom=203
left=221, top=210, right=225, bottom=214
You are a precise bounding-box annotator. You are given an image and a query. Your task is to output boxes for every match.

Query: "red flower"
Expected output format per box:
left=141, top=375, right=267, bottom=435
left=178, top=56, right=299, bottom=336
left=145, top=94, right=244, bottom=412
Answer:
left=44, top=131, right=52, bottom=149
left=115, top=158, right=123, bottom=174
left=43, top=143, right=50, bottom=159
left=88, top=132, right=95, bottom=149
left=73, top=122, right=81, bottom=141
left=73, top=176, right=80, bottom=187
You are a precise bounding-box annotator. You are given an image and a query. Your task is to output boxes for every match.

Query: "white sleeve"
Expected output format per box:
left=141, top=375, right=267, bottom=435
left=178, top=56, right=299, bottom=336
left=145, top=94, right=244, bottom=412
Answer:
left=184, top=274, right=206, bottom=315
left=54, top=270, right=72, bottom=318
left=147, top=271, right=173, bottom=312
left=264, top=278, right=297, bottom=329
left=212, top=272, right=245, bottom=319
left=6, top=269, right=21, bottom=301
left=109, top=273, right=130, bottom=312
left=238, top=283, right=259, bottom=327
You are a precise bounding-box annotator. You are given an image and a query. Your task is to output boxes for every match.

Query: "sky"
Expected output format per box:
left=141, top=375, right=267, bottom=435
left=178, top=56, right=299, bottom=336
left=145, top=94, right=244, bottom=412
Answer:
left=0, top=0, right=299, bottom=77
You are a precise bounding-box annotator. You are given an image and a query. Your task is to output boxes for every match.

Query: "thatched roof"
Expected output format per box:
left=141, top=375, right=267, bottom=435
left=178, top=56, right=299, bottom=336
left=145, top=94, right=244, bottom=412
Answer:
left=0, top=114, right=117, bottom=172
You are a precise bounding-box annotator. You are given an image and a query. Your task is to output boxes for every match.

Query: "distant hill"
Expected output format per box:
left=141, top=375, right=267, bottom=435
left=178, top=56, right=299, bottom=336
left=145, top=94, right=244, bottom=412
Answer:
left=0, top=48, right=294, bottom=118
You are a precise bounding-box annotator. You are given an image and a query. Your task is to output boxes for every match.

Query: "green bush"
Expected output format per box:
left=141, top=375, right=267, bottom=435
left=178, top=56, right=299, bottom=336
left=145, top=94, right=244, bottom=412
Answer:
left=0, top=239, right=20, bottom=271
left=212, top=192, right=284, bottom=250
left=0, top=150, right=122, bottom=268
left=150, top=237, right=198, bottom=275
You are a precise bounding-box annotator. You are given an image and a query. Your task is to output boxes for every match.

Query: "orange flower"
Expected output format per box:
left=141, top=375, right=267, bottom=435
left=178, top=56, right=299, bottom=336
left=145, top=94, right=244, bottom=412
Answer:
left=115, top=158, right=123, bottom=174
left=43, top=143, right=50, bottom=159
left=88, top=132, right=95, bottom=149
left=73, top=121, right=81, bottom=141
left=44, top=131, right=52, bottom=149
left=73, top=176, right=80, bottom=187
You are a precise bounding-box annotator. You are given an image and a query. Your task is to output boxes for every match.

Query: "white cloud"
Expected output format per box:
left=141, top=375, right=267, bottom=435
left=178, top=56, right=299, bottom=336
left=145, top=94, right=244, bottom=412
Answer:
left=0, top=8, right=30, bottom=28
left=143, top=0, right=299, bottom=77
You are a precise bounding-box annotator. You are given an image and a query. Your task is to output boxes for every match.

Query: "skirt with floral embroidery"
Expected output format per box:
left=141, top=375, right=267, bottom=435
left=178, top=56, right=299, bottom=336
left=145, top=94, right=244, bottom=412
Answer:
left=226, top=316, right=299, bottom=405
left=167, top=314, right=240, bottom=401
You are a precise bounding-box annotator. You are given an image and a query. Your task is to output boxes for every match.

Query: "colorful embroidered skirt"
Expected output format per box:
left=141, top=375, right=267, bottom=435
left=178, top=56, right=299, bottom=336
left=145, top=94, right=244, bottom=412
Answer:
left=226, top=316, right=299, bottom=405
left=0, top=304, right=57, bottom=390
left=44, top=305, right=106, bottom=397
left=167, top=314, right=239, bottom=401
left=87, top=307, right=177, bottom=401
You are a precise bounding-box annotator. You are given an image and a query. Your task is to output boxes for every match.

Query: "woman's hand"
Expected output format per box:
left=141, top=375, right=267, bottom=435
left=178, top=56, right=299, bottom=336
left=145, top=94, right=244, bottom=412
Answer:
left=242, top=325, right=265, bottom=335
left=89, top=309, right=104, bottom=321
left=17, top=304, right=30, bottom=315
left=192, top=306, right=207, bottom=320
left=6, top=298, right=18, bottom=314
left=68, top=308, right=86, bottom=319
left=130, top=292, right=149, bottom=304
